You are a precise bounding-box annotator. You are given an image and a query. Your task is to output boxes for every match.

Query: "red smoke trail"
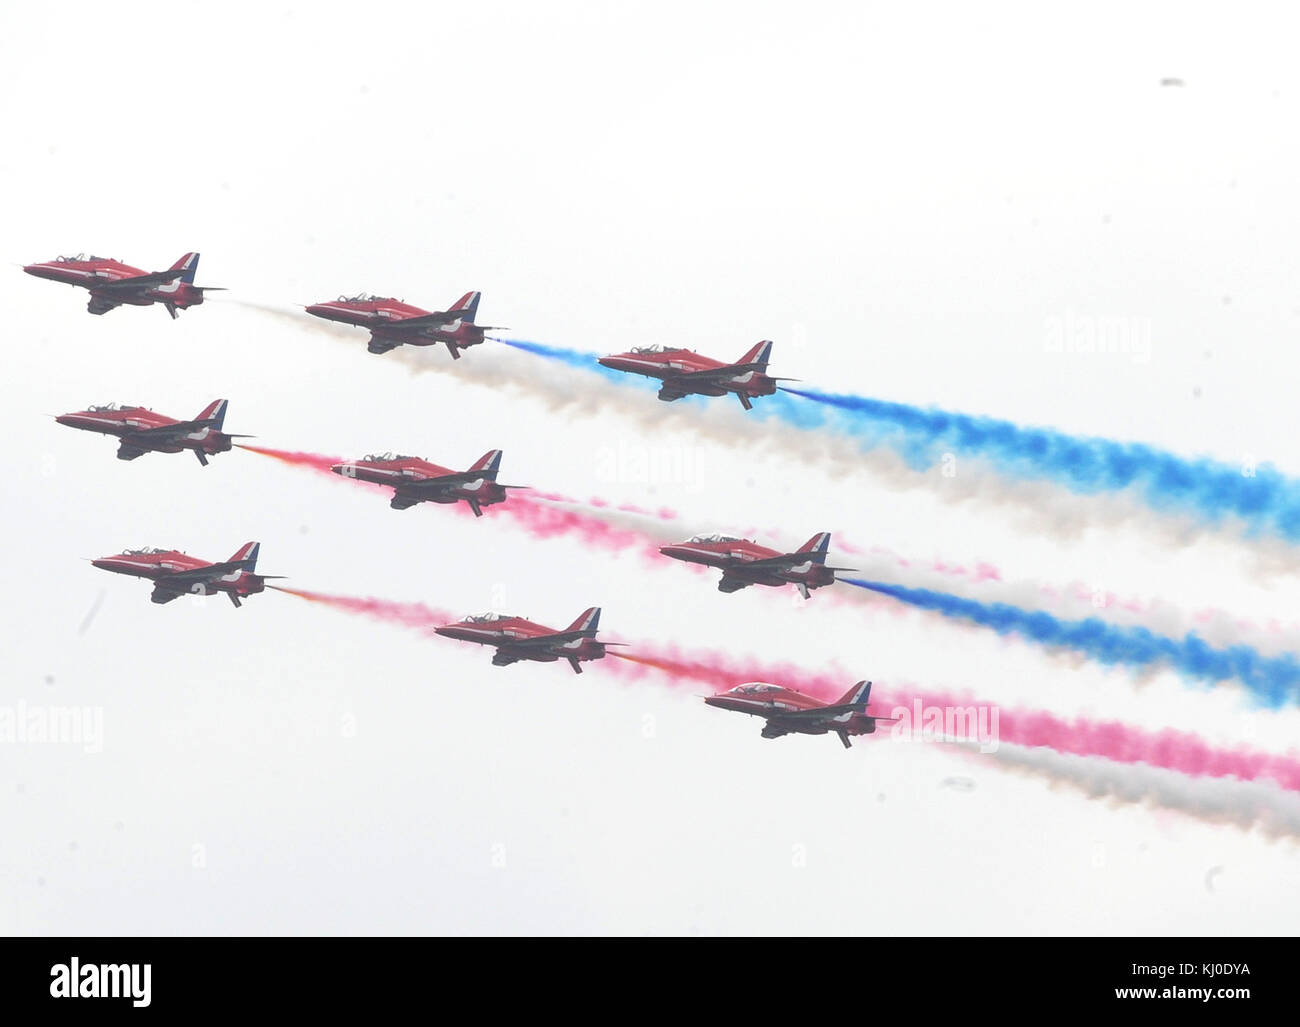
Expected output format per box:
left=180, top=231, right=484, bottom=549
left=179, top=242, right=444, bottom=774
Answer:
left=275, top=582, right=1300, bottom=795
left=240, top=445, right=1291, bottom=642
left=609, top=648, right=847, bottom=699
left=839, top=540, right=1003, bottom=584
left=272, top=586, right=452, bottom=635
left=609, top=647, right=1300, bottom=794
left=240, top=445, right=664, bottom=560
left=237, top=444, right=387, bottom=493
left=485, top=494, right=664, bottom=562
left=532, top=490, right=678, bottom=522
left=986, top=705, right=1300, bottom=792
left=237, top=446, right=1007, bottom=588
left=237, top=444, right=337, bottom=475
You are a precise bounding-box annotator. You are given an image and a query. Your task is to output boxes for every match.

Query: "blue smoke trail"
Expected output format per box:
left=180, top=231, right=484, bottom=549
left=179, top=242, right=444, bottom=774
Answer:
left=494, top=338, right=633, bottom=389
left=843, top=578, right=1300, bottom=708
left=783, top=387, right=1300, bottom=541
left=494, top=337, right=721, bottom=405
left=493, top=338, right=1300, bottom=541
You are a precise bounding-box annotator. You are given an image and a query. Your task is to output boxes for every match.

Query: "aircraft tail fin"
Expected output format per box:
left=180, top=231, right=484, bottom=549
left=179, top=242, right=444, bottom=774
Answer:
left=834, top=679, right=872, bottom=708
left=796, top=532, right=832, bottom=563
left=449, top=290, right=481, bottom=323
left=167, top=251, right=201, bottom=285
left=737, top=339, right=773, bottom=370
left=195, top=398, right=228, bottom=429
left=227, top=541, right=260, bottom=570
left=564, top=606, right=601, bottom=637
left=468, top=448, right=502, bottom=479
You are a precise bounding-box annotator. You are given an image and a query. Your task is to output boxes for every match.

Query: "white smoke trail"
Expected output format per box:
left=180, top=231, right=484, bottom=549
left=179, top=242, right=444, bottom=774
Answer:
left=955, top=741, right=1300, bottom=840
left=230, top=298, right=1300, bottom=574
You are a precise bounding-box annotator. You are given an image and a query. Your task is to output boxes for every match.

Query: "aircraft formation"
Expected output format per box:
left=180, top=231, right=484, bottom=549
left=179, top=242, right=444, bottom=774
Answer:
left=31, top=247, right=889, bottom=747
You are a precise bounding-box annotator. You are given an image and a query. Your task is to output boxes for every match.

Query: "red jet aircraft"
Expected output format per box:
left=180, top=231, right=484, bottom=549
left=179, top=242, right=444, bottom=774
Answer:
left=23, top=251, right=221, bottom=318
left=435, top=607, right=616, bottom=673
left=704, top=679, right=896, bottom=748
left=56, top=399, right=249, bottom=466
left=91, top=542, right=283, bottom=607
left=305, top=290, right=502, bottom=358
left=658, top=531, right=853, bottom=599
left=597, top=340, right=791, bottom=410
left=329, top=449, right=524, bottom=516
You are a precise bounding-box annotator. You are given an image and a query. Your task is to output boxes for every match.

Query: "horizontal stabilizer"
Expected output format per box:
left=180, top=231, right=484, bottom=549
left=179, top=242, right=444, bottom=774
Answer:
left=379, top=311, right=459, bottom=330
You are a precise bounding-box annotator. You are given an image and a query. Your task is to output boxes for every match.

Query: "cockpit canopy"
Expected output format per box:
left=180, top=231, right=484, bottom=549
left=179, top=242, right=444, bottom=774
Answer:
left=122, top=546, right=167, bottom=555
left=87, top=402, right=136, bottom=412
left=363, top=452, right=418, bottom=463
left=628, top=344, right=669, bottom=354
left=463, top=612, right=511, bottom=623
left=687, top=532, right=743, bottom=544
left=56, top=253, right=109, bottom=263
left=338, top=293, right=394, bottom=303
left=729, top=683, right=781, bottom=695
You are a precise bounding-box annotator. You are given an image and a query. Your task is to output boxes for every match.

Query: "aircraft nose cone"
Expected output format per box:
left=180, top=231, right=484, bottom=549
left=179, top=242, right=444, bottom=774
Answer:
left=304, top=304, right=329, bottom=318
left=90, top=558, right=112, bottom=570
left=55, top=414, right=73, bottom=426
left=329, top=464, right=344, bottom=475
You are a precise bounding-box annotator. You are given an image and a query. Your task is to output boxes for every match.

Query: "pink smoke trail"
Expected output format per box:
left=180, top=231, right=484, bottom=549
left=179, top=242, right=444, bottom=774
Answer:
left=271, top=587, right=453, bottom=636
left=237, top=444, right=386, bottom=492
left=273, top=583, right=1300, bottom=814
left=240, top=446, right=663, bottom=561
left=609, top=648, right=1300, bottom=794
left=487, top=494, right=664, bottom=562
left=241, top=445, right=1294, bottom=648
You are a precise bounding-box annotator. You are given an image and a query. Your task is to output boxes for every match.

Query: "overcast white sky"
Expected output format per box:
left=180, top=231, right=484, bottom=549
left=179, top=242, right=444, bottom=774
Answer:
left=3, top=1, right=1300, bottom=934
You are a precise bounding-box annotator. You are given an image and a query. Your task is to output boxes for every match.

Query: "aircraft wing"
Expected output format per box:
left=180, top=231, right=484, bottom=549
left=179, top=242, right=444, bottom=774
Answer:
left=397, top=471, right=487, bottom=490
left=774, top=705, right=897, bottom=721
left=157, top=561, right=245, bottom=585
left=497, top=630, right=588, bottom=649
left=94, top=270, right=186, bottom=291
left=773, top=704, right=864, bottom=720
left=124, top=421, right=209, bottom=443
left=668, top=362, right=765, bottom=382
left=375, top=311, right=458, bottom=331
left=727, top=554, right=808, bottom=572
